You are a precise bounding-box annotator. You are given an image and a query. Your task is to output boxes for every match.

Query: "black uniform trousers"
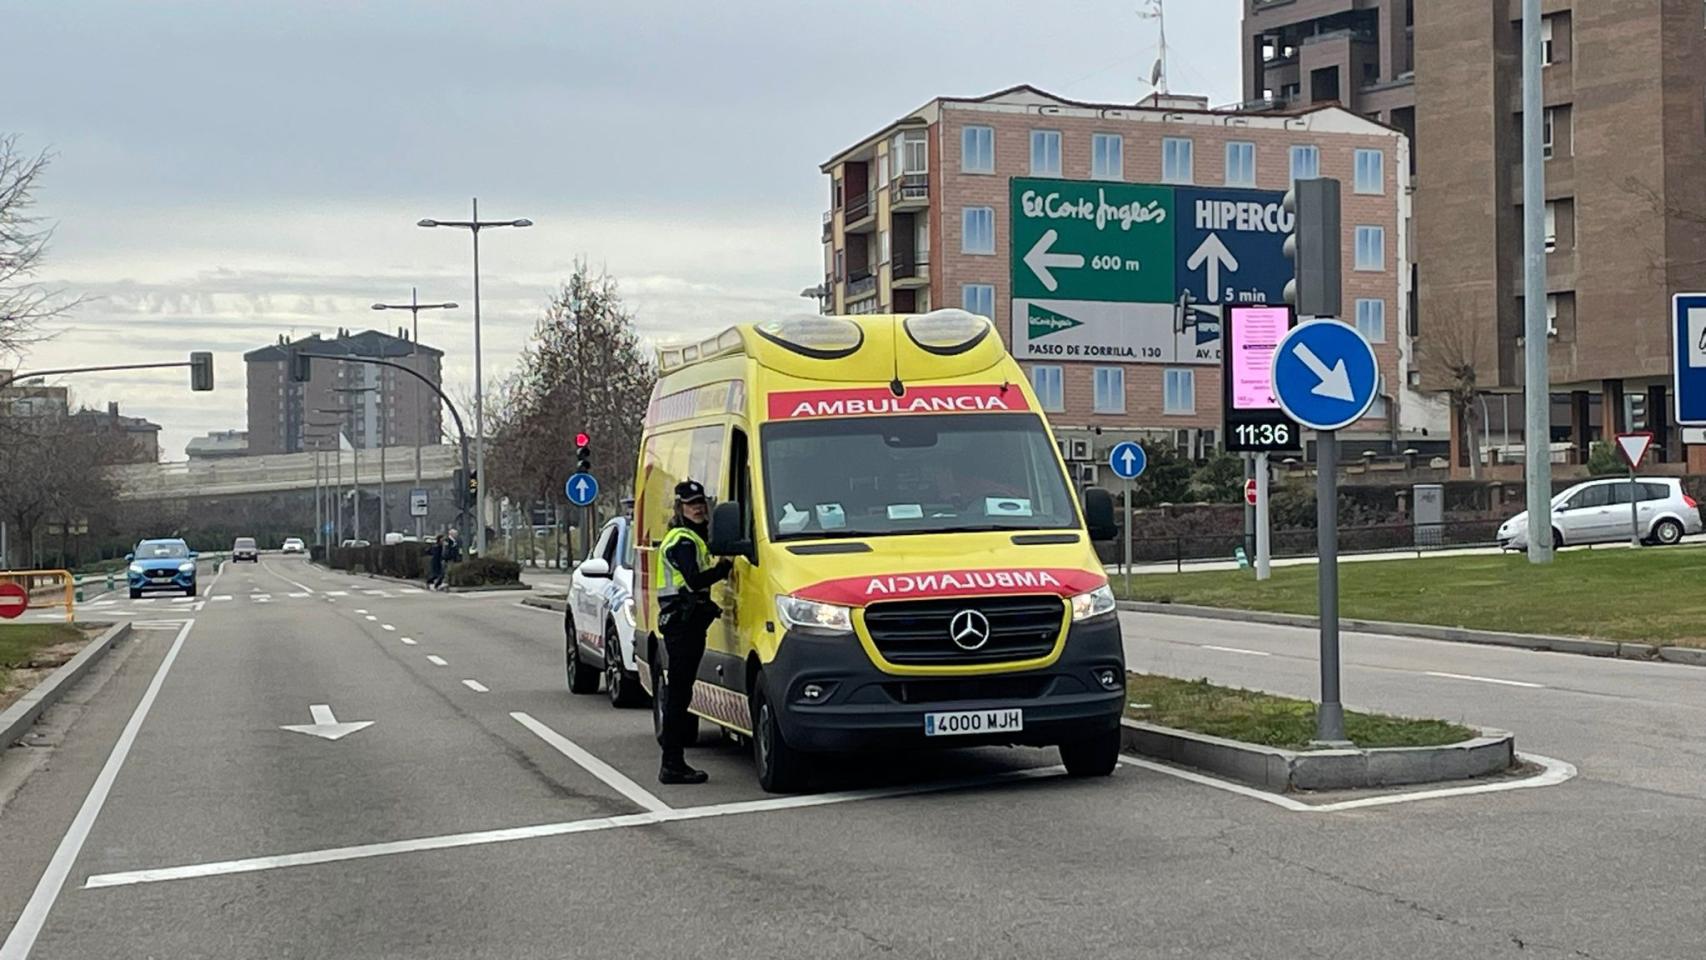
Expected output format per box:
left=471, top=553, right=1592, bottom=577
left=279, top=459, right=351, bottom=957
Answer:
left=657, top=617, right=707, bottom=764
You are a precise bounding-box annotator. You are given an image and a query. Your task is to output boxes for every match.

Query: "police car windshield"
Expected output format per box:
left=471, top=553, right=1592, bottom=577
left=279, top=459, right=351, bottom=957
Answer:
left=760, top=413, right=1079, bottom=541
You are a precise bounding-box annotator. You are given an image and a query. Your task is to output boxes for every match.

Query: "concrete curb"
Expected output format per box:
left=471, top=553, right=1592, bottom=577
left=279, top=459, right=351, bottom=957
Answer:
left=347, top=570, right=531, bottom=593
left=1, top=622, right=131, bottom=749
left=1117, top=600, right=1702, bottom=666
left=1119, top=718, right=1516, bottom=793
left=448, top=582, right=531, bottom=593
left=520, top=596, right=567, bottom=613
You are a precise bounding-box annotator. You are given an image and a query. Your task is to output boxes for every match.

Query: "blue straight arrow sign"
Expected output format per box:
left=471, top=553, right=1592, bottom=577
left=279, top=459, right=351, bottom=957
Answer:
left=1108, top=441, right=1147, bottom=480
left=565, top=472, right=599, bottom=507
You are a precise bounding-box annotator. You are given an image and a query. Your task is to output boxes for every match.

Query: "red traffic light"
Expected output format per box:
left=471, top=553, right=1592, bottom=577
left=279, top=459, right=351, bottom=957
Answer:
left=574, top=432, right=590, bottom=447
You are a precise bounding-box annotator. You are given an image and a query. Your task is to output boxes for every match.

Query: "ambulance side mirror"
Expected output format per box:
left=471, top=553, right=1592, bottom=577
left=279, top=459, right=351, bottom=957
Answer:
left=709, top=500, right=756, bottom=565
left=1082, top=487, right=1117, bottom=542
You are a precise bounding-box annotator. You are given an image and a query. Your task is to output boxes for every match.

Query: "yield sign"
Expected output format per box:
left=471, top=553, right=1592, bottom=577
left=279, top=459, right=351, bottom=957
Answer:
left=1615, top=432, right=1654, bottom=469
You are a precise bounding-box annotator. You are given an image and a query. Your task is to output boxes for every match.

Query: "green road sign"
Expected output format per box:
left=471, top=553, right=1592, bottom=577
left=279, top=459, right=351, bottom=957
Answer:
left=1010, top=178, right=1174, bottom=302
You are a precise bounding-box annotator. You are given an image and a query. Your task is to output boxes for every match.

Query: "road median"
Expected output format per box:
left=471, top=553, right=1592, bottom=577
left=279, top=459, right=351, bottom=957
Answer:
left=1, top=622, right=131, bottom=748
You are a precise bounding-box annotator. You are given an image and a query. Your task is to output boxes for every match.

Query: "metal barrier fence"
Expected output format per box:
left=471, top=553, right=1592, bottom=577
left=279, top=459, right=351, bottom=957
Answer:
left=0, top=569, right=75, bottom=623
left=1122, top=519, right=1505, bottom=573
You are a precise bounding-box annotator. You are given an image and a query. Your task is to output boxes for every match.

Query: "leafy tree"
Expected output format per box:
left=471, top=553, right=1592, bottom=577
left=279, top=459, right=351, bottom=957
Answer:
left=1128, top=441, right=1192, bottom=507
left=1190, top=452, right=1245, bottom=503
left=1586, top=440, right=1623, bottom=476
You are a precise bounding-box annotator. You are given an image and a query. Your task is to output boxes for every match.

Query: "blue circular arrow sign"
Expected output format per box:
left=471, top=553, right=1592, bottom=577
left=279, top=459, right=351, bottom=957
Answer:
left=565, top=472, right=599, bottom=506
left=1270, top=320, right=1380, bottom=432
left=1108, top=440, right=1147, bottom=480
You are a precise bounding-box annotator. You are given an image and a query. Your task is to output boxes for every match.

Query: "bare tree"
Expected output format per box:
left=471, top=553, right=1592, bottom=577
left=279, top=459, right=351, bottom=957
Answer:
left=1417, top=292, right=1492, bottom=479
left=0, top=413, right=123, bottom=566
left=0, top=136, right=80, bottom=360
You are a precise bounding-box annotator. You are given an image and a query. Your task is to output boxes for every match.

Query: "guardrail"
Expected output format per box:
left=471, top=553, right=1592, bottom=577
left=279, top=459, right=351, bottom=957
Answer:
left=1120, top=519, right=1505, bottom=572
left=1, top=569, right=75, bottom=623
left=111, top=444, right=463, bottom=499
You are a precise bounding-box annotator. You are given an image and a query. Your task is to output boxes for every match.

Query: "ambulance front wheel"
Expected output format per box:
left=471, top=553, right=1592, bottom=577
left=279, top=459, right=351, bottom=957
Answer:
left=1059, top=726, right=1121, bottom=778
left=751, top=679, right=809, bottom=794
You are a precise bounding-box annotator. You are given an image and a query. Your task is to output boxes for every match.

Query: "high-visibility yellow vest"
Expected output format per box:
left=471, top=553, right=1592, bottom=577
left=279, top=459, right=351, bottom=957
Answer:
left=655, top=526, right=711, bottom=600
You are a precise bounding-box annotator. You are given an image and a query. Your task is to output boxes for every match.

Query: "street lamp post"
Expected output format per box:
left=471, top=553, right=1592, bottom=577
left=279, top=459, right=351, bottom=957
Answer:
left=306, top=420, right=341, bottom=549
left=316, top=407, right=354, bottom=544
left=418, top=199, right=533, bottom=555
left=334, top=386, right=380, bottom=540
left=373, top=290, right=458, bottom=538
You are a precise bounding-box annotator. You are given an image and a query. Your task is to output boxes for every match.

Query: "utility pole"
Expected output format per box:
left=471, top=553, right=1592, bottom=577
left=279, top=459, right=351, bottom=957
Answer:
left=372, top=288, right=457, bottom=539
left=1522, top=0, right=1553, bottom=564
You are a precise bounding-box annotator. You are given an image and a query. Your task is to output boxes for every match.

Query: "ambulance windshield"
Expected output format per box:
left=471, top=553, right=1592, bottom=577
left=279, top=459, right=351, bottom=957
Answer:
left=760, top=413, right=1079, bottom=540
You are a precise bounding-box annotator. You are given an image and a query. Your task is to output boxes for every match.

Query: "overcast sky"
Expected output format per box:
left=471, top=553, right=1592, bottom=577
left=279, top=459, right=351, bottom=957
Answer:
left=5, top=0, right=1242, bottom=458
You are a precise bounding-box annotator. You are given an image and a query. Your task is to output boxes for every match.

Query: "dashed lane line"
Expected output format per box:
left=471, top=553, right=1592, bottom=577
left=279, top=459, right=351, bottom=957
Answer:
left=461, top=679, right=489, bottom=693
left=426, top=655, right=447, bottom=666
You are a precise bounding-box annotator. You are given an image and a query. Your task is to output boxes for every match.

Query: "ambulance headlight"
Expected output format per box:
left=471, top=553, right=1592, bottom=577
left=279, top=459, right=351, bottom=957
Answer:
left=1070, top=584, right=1117, bottom=622
left=776, top=595, right=853, bottom=635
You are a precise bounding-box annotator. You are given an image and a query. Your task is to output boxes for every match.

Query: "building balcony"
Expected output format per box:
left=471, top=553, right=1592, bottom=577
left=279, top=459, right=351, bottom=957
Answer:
left=846, top=272, right=877, bottom=302
left=844, top=191, right=876, bottom=233
left=892, top=254, right=930, bottom=289
left=890, top=173, right=929, bottom=211
left=822, top=210, right=833, bottom=242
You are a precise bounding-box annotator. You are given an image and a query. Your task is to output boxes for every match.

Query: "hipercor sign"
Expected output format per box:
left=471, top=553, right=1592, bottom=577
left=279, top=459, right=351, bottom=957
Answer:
left=767, top=385, right=1031, bottom=420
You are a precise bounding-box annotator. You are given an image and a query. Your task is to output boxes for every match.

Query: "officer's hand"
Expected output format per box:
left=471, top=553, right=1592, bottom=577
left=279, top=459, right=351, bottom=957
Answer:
left=715, top=558, right=734, bottom=575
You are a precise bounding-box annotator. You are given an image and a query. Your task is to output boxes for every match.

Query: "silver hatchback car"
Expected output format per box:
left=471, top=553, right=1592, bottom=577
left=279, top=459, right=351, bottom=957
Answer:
left=1499, top=477, right=1702, bottom=550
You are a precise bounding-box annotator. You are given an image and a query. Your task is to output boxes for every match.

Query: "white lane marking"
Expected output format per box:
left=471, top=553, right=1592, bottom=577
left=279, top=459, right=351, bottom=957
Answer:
left=512, top=603, right=559, bottom=616
left=400, top=637, right=417, bottom=646
left=326, top=591, right=349, bottom=597
left=89, top=600, right=115, bottom=608
left=0, top=619, right=195, bottom=960
left=1118, top=752, right=1577, bottom=813
left=461, top=679, right=489, bottom=693
left=381, top=624, right=396, bottom=632
left=1424, top=671, right=1544, bottom=689
left=288, top=592, right=310, bottom=598
left=363, top=590, right=386, bottom=596
left=354, top=608, right=368, bottom=614
left=426, top=655, right=447, bottom=666
left=512, top=711, right=672, bottom=813
left=1200, top=644, right=1272, bottom=658
left=253, top=596, right=271, bottom=603
left=80, top=766, right=1061, bottom=891
left=212, top=595, right=233, bottom=602
left=260, top=559, right=316, bottom=595
left=364, top=615, right=377, bottom=622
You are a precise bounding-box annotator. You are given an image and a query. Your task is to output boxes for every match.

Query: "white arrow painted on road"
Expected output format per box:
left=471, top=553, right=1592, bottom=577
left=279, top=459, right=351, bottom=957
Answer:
left=279, top=704, right=374, bottom=741
left=1023, top=229, right=1085, bottom=292
left=1293, top=343, right=1355, bottom=401
left=1186, top=233, right=1239, bottom=302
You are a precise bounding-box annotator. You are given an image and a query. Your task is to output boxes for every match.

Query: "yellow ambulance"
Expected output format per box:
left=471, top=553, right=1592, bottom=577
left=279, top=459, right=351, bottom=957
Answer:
left=632, top=310, right=1124, bottom=792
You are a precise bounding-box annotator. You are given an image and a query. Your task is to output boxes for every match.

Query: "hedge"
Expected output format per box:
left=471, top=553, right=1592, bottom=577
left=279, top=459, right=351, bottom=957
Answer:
left=446, top=557, right=522, bottom=587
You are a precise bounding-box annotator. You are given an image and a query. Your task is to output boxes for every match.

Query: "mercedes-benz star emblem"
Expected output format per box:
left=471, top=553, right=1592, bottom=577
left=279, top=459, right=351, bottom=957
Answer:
left=948, top=609, right=991, bottom=651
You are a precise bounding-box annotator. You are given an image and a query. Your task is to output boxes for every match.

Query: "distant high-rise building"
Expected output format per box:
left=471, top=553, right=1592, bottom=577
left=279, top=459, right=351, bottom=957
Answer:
left=244, top=328, right=444, bottom=455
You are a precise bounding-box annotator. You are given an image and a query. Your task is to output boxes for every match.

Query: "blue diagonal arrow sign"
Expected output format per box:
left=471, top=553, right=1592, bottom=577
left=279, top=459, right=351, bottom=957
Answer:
left=1271, top=320, right=1379, bottom=432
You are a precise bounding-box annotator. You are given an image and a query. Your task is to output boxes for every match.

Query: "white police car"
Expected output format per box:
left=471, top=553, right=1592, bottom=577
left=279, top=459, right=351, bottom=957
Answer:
left=565, top=515, right=646, bottom=707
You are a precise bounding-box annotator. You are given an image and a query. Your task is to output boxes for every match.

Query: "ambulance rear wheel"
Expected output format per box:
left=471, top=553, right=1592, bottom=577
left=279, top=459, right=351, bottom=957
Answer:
left=751, top=680, right=808, bottom=794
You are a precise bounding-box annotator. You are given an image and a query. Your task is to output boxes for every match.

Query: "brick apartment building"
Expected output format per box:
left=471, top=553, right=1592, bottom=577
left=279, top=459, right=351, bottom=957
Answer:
left=1245, top=0, right=1706, bottom=471
left=820, top=85, right=1437, bottom=477
left=244, top=328, right=443, bottom=455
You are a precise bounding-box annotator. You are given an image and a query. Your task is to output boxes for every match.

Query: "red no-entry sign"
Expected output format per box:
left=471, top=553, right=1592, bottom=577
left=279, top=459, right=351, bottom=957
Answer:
left=1244, top=478, right=1259, bottom=506
left=0, top=582, right=28, bottom=620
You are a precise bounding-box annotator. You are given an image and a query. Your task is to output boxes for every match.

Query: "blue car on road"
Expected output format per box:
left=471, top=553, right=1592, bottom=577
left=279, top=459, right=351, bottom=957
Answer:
left=128, top=539, right=199, bottom=598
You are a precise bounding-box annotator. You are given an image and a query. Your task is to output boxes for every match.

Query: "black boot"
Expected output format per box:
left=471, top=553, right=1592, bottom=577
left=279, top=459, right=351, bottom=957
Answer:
left=659, top=759, right=708, bottom=785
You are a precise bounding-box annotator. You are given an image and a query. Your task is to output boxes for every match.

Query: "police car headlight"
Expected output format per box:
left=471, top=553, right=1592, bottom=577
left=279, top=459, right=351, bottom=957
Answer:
left=1070, top=585, right=1117, bottom=622
left=619, top=596, right=636, bottom=626
left=128, top=563, right=144, bottom=575
left=178, top=561, right=196, bottom=573
left=776, top=595, right=853, bottom=635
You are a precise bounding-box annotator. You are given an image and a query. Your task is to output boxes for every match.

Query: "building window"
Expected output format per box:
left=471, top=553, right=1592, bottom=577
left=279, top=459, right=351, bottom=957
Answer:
left=1541, top=15, right=1554, bottom=65
left=879, top=229, right=890, bottom=264
left=892, top=131, right=927, bottom=176
left=1355, top=299, right=1387, bottom=342
left=1031, top=365, right=1064, bottom=412
left=1546, top=294, right=1560, bottom=336
left=1093, top=367, right=1125, bottom=413
left=1030, top=130, right=1062, bottom=176
left=962, top=283, right=995, bottom=321
left=1224, top=141, right=1256, bottom=187
left=962, top=207, right=995, bottom=254
left=1354, top=149, right=1384, bottom=194
left=1355, top=226, right=1386, bottom=271
left=1544, top=202, right=1557, bottom=251
left=1543, top=108, right=1555, bottom=158
left=1091, top=133, right=1123, bottom=180
left=1164, top=369, right=1195, bottom=414
left=1289, top=144, right=1320, bottom=182
left=962, top=125, right=994, bottom=173
left=834, top=249, right=844, bottom=281
left=1162, top=137, right=1194, bottom=184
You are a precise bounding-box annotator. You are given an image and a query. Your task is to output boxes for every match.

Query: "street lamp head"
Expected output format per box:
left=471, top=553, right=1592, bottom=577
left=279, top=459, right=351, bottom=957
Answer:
left=442, top=302, right=460, bottom=310
left=510, top=218, right=533, bottom=228
left=417, top=218, right=440, bottom=228
left=371, top=303, right=389, bottom=311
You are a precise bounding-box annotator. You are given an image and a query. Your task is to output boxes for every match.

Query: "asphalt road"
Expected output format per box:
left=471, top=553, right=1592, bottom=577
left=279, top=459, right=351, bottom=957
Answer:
left=1, top=555, right=1702, bottom=958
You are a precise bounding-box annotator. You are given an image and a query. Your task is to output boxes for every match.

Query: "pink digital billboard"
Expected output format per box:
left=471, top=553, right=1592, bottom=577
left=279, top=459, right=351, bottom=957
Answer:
left=1228, top=305, right=1290, bottom=411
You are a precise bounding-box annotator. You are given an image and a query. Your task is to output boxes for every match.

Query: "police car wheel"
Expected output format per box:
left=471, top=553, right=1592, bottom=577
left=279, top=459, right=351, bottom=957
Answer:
left=751, top=681, right=808, bottom=794
left=606, top=623, right=643, bottom=708
left=566, top=622, right=598, bottom=695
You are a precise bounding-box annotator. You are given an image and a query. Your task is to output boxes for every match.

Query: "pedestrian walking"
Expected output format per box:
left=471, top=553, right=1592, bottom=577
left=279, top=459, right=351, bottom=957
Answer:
left=654, top=479, right=732, bottom=784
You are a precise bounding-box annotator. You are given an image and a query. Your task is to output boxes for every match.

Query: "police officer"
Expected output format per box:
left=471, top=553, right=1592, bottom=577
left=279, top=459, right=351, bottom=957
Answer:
left=655, top=479, right=732, bottom=784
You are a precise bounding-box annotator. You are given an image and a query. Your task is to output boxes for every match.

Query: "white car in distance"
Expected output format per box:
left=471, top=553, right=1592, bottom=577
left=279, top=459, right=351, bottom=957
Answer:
left=565, top=516, right=646, bottom=708
left=1499, top=477, right=1701, bottom=550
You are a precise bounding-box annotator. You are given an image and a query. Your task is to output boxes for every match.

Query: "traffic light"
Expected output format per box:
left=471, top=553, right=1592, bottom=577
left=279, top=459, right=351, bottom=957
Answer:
left=189, top=351, right=214, bottom=392
left=289, top=350, right=312, bottom=383
left=468, top=470, right=479, bottom=505
left=575, top=433, right=591, bottom=474
left=1282, top=177, right=1342, bottom=318
left=453, top=467, right=474, bottom=508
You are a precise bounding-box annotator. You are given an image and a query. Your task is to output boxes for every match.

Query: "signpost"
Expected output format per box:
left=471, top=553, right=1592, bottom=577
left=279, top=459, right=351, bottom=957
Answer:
left=1671, top=293, right=1706, bottom=428
left=409, top=488, right=429, bottom=519
left=565, top=472, right=598, bottom=508
left=1616, top=432, right=1654, bottom=547
left=1009, top=180, right=1293, bottom=366
left=1223, top=304, right=1299, bottom=582
left=0, top=581, right=26, bottom=620
left=1271, top=319, right=1380, bottom=745
left=1108, top=441, right=1147, bottom=596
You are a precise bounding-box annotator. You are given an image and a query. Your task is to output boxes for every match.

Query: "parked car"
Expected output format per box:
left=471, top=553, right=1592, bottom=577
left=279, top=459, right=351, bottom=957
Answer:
left=564, top=515, right=645, bottom=708
left=340, top=538, right=371, bottom=549
left=127, top=539, right=199, bottom=598
left=1498, top=477, right=1701, bottom=550
left=232, top=537, right=259, bottom=562
left=281, top=537, right=306, bottom=554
